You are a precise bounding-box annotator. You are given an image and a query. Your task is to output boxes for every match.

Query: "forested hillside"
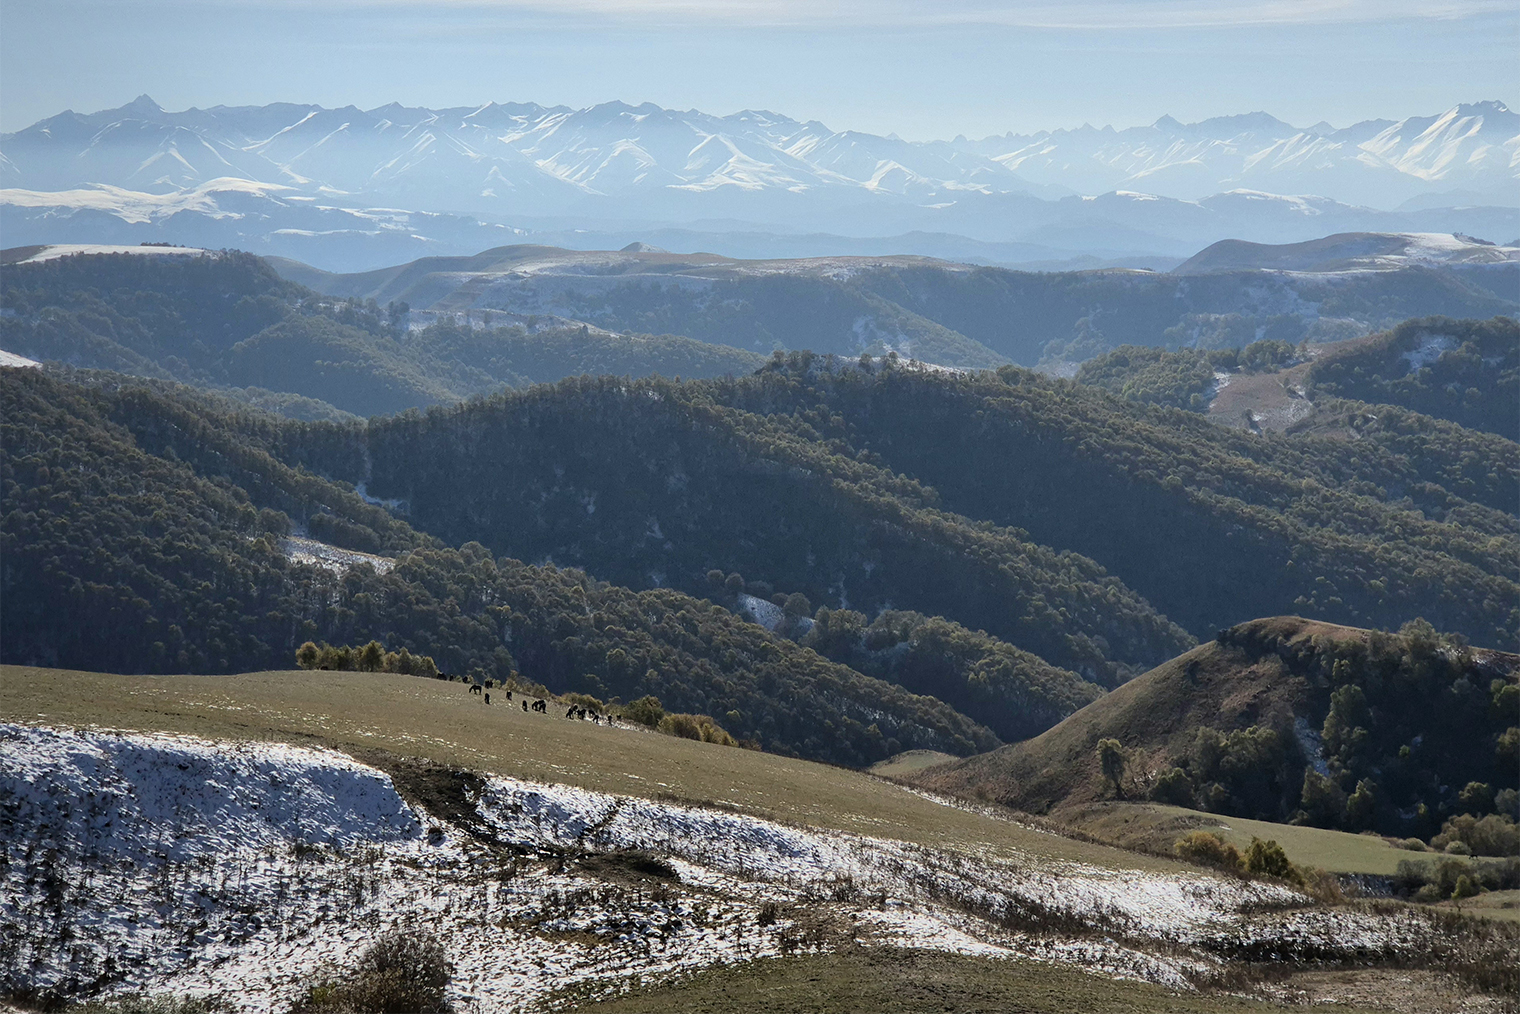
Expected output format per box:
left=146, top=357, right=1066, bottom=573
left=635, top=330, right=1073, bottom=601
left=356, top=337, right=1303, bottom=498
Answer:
left=346, top=374, right=1195, bottom=684
left=308, top=354, right=1515, bottom=656
left=1304, top=316, right=1520, bottom=437
left=914, top=616, right=1520, bottom=846
left=3, top=282, right=1514, bottom=774
left=0, top=368, right=999, bottom=765
left=284, top=244, right=1520, bottom=370
left=0, top=250, right=765, bottom=418
left=1072, top=317, right=1519, bottom=438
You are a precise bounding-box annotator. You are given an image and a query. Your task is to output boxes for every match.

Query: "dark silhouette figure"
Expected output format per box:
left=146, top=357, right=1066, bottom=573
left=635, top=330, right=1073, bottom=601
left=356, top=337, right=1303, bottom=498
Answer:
left=484, top=692, right=491, bottom=705
left=522, top=700, right=529, bottom=712
left=532, top=699, right=547, bottom=713
left=469, top=684, right=483, bottom=696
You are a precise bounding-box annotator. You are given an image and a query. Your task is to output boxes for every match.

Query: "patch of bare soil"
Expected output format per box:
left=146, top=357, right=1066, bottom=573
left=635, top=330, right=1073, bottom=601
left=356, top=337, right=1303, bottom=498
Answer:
left=1209, top=363, right=1316, bottom=433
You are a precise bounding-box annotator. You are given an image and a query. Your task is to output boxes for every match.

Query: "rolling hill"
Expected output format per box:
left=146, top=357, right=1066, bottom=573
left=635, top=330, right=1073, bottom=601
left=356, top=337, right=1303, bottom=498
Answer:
left=274, top=240, right=1520, bottom=373
left=0, top=366, right=1004, bottom=766
left=0, top=246, right=768, bottom=418
left=7, top=666, right=1514, bottom=1012
left=912, top=616, right=1520, bottom=843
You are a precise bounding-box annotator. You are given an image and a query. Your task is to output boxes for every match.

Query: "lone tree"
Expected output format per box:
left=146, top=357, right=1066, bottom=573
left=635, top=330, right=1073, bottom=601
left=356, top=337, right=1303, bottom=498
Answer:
left=1097, top=738, right=1128, bottom=799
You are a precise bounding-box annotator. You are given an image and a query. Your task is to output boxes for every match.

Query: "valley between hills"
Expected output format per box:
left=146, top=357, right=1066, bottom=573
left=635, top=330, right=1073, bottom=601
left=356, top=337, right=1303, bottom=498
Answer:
left=1, top=240, right=1517, bottom=1012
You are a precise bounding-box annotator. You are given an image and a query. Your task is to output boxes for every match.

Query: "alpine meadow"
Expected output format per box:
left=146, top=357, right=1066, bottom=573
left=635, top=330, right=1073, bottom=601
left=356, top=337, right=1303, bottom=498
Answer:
left=2, top=9, right=1518, bottom=1011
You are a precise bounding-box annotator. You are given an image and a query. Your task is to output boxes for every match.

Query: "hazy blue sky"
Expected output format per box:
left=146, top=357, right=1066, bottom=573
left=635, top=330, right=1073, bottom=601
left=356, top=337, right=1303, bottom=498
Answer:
left=2, top=0, right=1515, bottom=136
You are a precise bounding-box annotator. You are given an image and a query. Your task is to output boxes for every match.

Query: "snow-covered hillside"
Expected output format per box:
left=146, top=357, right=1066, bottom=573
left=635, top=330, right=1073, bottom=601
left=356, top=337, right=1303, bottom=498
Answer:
left=1175, top=231, right=1520, bottom=275
left=969, top=101, right=1520, bottom=208
left=0, top=724, right=1471, bottom=1010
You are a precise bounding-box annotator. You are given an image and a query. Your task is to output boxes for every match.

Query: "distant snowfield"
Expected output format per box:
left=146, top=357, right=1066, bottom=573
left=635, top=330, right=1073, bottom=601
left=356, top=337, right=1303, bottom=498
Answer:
left=12, top=242, right=212, bottom=263
left=280, top=535, right=395, bottom=575
left=0, top=348, right=40, bottom=368
left=1, top=724, right=1468, bottom=1011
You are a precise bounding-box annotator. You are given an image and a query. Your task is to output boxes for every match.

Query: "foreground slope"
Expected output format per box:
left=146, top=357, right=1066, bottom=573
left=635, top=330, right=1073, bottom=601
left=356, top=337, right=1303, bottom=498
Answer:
left=3, top=671, right=1516, bottom=1011
left=913, top=617, right=1520, bottom=842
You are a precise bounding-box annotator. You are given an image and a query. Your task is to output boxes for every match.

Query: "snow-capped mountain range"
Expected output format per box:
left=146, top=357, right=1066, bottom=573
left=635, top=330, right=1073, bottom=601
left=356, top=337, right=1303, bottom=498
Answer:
left=5, top=96, right=1516, bottom=210
left=2, top=97, right=1516, bottom=272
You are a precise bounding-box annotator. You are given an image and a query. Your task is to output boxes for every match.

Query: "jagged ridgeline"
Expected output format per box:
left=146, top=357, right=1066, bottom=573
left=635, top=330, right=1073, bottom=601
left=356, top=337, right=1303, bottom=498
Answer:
left=0, top=368, right=999, bottom=765
left=0, top=250, right=767, bottom=418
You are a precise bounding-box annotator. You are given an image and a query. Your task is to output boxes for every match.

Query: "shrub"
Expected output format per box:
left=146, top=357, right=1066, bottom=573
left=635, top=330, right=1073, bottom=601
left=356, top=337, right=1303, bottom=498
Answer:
left=1452, top=873, right=1481, bottom=900
left=292, top=922, right=453, bottom=1013
left=1174, top=831, right=1243, bottom=871
left=1433, top=814, right=1520, bottom=857
left=1097, top=738, right=1127, bottom=799
left=1150, top=766, right=1194, bottom=806
left=292, top=641, right=440, bottom=679
left=623, top=695, right=665, bottom=728
left=1243, top=837, right=1297, bottom=881
left=658, top=712, right=739, bottom=747
left=562, top=692, right=605, bottom=712
left=1458, top=781, right=1495, bottom=816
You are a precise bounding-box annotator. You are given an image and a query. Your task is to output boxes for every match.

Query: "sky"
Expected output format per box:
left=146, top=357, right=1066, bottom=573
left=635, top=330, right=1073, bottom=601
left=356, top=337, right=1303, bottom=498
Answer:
left=1, top=0, right=1515, bottom=137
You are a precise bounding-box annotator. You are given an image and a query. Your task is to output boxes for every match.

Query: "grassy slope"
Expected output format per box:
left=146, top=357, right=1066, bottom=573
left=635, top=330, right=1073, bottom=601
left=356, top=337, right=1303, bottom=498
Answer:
left=565, top=947, right=1392, bottom=1014
left=909, top=623, right=1323, bottom=814
left=0, top=665, right=1179, bottom=872
left=1055, top=801, right=1418, bottom=876
left=7, top=665, right=1512, bottom=1007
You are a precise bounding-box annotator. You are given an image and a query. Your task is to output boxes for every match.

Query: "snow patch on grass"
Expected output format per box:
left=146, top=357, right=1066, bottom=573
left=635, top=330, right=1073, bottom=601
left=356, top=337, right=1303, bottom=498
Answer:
left=1, top=724, right=1475, bottom=1011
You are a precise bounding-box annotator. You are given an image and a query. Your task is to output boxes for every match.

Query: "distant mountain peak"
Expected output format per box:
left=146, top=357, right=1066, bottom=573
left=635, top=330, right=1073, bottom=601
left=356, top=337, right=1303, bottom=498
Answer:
left=120, top=94, right=163, bottom=116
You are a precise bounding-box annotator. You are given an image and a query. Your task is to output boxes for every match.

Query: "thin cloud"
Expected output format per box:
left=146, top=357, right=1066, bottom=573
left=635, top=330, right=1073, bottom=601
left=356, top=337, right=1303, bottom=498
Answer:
left=329, top=0, right=1512, bottom=29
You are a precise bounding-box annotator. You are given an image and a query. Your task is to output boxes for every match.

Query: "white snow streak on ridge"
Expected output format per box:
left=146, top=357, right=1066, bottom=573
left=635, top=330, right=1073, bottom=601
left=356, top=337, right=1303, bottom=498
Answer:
left=0, top=348, right=41, bottom=368
left=0, top=724, right=1446, bottom=1011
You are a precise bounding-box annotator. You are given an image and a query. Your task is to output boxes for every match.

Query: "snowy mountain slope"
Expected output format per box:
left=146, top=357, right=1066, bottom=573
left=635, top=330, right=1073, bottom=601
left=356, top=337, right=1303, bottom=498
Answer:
left=1175, top=231, right=1520, bottom=274
left=971, top=101, right=1519, bottom=208
left=6, top=176, right=1518, bottom=275
left=4, top=722, right=1485, bottom=1011
left=5, top=97, right=1515, bottom=219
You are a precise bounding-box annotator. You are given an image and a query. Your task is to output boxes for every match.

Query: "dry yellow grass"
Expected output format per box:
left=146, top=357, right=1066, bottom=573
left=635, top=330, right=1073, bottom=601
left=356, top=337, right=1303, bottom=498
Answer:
left=1059, top=801, right=1418, bottom=876
left=0, top=665, right=1189, bottom=872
